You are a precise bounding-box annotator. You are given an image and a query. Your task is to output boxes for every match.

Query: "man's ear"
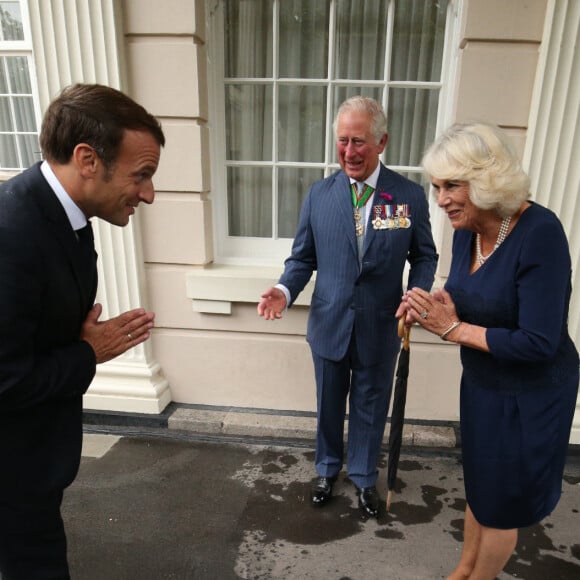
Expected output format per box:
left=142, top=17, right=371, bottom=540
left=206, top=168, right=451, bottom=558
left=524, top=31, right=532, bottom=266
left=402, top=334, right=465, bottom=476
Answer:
left=73, top=143, right=99, bottom=178
left=377, top=132, right=389, bottom=154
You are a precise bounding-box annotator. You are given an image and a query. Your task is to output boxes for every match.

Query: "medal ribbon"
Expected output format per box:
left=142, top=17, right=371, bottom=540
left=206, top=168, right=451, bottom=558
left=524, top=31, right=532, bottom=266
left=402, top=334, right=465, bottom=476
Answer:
left=350, top=183, right=374, bottom=208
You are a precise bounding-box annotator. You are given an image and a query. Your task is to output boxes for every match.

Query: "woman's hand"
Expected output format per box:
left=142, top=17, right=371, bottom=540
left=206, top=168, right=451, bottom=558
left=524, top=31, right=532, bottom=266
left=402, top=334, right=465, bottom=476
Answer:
left=404, top=287, right=459, bottom=337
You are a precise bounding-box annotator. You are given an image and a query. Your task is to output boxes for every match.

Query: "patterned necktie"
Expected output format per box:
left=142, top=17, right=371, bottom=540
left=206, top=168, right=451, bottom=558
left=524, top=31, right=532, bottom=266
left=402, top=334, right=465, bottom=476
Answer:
left=353, top=181, right=373, bottom=264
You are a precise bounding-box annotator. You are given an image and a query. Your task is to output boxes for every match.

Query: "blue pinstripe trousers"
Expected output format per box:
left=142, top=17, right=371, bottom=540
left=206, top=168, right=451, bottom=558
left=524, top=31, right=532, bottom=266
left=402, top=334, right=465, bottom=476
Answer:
left=311, top=330, right=399, bottom=488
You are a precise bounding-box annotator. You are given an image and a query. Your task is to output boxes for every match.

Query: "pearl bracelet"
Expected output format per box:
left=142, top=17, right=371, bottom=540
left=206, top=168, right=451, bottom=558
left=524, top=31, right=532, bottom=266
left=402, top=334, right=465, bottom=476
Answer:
left=440, top=320, right=461, bottom=341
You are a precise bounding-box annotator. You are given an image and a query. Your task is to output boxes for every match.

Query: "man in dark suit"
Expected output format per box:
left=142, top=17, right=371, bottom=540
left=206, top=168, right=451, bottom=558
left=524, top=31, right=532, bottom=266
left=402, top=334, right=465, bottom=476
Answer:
left=0, top=84, right=165, bottom=580
left=258, top=96, right=437, bottom=517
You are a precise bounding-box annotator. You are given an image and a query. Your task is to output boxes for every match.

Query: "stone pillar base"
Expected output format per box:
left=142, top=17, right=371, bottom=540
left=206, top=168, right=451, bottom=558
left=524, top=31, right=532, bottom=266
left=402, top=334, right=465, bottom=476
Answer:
left=84, top=360, right=171, bottom=414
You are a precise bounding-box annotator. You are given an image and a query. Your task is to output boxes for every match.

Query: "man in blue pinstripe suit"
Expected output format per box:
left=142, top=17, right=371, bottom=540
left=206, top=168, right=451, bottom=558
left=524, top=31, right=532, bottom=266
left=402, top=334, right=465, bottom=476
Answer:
left=258, top=96, right=437, bottom=517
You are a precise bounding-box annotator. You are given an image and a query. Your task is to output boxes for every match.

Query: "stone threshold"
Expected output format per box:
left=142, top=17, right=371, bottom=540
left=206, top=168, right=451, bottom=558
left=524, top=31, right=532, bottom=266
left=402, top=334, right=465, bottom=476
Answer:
left=82, top=405, right=580, bottom=456
left=167, top=407, right=458, bottom=448
left=83, top=404, right=458, bottom=449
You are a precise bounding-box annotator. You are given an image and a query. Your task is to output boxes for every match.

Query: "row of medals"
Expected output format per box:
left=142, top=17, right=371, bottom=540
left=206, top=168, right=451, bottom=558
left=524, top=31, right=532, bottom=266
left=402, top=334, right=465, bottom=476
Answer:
left=354, top=204, right=412, bottom=236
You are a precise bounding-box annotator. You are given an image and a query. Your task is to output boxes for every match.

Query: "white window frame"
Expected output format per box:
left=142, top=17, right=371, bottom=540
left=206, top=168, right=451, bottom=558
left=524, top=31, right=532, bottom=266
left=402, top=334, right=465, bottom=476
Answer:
left=207, top=0, right=462, bottom=267
left=0, top=0, right=42, bottom=173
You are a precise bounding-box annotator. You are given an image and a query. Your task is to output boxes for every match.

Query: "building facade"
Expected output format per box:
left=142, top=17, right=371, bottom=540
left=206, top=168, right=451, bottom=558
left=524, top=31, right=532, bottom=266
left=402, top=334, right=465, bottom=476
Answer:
left=1, top=0, right=578, bottom=441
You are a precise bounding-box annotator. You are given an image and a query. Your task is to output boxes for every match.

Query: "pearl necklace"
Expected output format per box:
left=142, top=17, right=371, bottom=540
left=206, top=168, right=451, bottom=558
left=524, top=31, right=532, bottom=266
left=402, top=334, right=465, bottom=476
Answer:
left=475, top=216, right=511, bottom=266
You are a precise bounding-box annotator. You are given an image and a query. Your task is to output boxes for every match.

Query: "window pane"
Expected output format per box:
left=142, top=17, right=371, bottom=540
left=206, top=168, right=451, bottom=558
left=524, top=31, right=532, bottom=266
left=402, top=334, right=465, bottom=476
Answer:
left=334, top=0, right=388, bottom=80
left=391, top=0, right=448, bottom=82
left=385, top=88, right=440, bottom=167
left=278, top=85, right=326, bottom=162
left=227, top=166, right=272, bottom=237
left=224, top=0, right=272, bottom=78
left=278, top=167, right=323, bottom=238
left=7, top=56, right=31, bottom=93
left=0, top=95, right=13, bottom=130
left=225, top=84, right=272, bottom=161
left=0, top=58, right=7, bottom=93
left=17, top=133, right=40, bottom=166
left=0, top=1, right=23, bottom=41
left=12, top=95, right=34, bottom=130
left=0, top=133, right=17, bottom=168
left=215, top=0, right=450, bottom=254
left=332, top=86, right=383, bottom=119
left=0, top=7, right=39, bottom=171
left=279, top=1, right=329, bottom=78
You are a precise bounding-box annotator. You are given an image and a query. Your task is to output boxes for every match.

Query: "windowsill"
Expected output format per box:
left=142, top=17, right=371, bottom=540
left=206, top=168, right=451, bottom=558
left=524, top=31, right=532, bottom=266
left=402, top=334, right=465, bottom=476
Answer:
left=185, top=262, right=447, bottom=315
left=0, top=170, right=20, bottom=183
left=185, top=263, right=314, bottom=314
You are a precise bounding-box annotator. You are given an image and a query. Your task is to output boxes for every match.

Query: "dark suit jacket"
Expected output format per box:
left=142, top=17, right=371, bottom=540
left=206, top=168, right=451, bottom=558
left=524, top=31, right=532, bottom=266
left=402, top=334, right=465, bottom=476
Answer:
left=0, top=163, right=97, bottom=496
left=279, top=164, right=438, bottom=366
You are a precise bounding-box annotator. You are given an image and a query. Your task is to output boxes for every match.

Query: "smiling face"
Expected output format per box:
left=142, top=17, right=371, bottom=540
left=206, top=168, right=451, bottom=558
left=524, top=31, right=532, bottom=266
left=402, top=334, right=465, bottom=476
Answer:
left=336, top=111, right=387, bottom=182
left=85, top=129, right=161, bottom=226
left=431, top=177, right=481, bottom=231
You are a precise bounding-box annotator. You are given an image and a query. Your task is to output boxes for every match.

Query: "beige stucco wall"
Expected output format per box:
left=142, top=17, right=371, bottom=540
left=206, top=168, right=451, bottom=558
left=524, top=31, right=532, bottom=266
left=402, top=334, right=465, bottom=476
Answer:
left=455, top=0, right=547, bottom=153
left=123, top=0, right=213, bottom=265
left=121, top=0, right=549, bottom=422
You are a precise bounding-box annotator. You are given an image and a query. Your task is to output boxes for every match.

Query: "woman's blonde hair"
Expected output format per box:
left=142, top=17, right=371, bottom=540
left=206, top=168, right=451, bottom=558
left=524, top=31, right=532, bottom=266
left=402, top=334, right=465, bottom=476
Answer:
left=422, top=121, right=530, bottom=217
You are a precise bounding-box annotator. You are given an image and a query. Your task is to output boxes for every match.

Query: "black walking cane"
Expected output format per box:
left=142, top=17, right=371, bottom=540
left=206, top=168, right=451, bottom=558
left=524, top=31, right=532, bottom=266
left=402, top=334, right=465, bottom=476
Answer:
left=386, top=318, right=411, bottom=511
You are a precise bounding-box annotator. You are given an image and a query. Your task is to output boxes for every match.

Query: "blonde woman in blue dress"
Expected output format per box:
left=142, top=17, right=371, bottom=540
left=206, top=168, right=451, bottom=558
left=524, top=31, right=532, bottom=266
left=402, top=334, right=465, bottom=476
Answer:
left=403, top=121, right=579, bottom=579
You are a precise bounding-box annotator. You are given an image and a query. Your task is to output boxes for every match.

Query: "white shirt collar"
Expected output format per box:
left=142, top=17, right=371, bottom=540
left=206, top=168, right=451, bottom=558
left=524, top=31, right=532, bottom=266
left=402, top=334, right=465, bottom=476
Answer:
left=349, top=162, right=381, bottom=190
left=40, top=160, right=88, bottom=231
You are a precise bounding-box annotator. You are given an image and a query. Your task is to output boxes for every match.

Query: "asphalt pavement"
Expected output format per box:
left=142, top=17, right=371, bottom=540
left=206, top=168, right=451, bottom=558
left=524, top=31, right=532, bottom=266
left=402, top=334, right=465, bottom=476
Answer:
left=58, top=426, right=580, bottom=580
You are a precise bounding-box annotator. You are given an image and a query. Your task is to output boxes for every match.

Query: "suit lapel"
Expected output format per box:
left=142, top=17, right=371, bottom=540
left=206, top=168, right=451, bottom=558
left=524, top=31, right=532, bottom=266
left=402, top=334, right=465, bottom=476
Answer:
left=30, top=165, right=97, bottom=309
left=332, top=172, right=358, bottom=259
left=362, top=164, right=398, bottom=256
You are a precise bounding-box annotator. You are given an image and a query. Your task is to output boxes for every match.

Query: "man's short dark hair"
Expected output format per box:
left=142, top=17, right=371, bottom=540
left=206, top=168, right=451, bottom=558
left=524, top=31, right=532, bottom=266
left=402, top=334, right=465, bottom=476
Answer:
left=40, top=83, right=165, bottom=170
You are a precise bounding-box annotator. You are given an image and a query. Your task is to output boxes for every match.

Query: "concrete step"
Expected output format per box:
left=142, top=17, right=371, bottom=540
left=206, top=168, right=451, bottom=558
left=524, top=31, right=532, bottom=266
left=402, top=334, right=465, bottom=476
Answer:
left=167, top=407, right=457, bottom=448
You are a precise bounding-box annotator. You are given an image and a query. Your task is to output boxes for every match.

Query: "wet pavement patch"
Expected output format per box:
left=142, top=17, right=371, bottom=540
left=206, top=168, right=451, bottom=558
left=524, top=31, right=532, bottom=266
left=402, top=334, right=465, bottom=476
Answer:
left=240, top=477, right=363, bottom=545
left=375, top=525, right=405, bottom=540
left=387, top=485, right=447, bottom=526
left=62, top=435, right=580, bottom=580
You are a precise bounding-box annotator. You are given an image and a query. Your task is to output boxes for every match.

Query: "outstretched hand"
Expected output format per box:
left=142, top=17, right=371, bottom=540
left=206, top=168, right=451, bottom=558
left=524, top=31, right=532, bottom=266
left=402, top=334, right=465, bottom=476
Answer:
left=257, top=287, right=287, bottom=320
left=80, top=303, right=155, bottom=364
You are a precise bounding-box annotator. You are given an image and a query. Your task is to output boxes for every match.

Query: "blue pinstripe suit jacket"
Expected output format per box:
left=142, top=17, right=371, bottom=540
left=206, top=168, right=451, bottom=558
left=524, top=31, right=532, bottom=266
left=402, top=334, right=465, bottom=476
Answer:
left=279, top=164, right=438, bottom=366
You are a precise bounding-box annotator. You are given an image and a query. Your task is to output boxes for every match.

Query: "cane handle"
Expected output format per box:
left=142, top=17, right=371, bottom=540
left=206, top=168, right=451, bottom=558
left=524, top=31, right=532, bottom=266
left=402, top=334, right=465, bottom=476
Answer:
left=397, top=316, right=411, bottom=350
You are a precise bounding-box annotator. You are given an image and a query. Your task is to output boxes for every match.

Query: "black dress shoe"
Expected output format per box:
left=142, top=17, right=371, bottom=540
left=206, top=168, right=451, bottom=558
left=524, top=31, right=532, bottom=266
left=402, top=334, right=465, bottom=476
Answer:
left=356, top=485, right=379, bottom=517
left=310, top=476, right=337, bottom=507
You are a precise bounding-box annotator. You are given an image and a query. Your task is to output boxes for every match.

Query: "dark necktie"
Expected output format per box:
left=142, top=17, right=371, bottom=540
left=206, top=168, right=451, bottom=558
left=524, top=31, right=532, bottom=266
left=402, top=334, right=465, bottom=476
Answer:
left=76, top=221, right=97, bottom=297
left=77, top=222, right=94, bottom=259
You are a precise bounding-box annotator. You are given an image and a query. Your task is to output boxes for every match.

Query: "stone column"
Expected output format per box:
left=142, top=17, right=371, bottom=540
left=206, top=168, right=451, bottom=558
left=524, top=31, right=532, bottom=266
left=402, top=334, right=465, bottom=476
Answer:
left=28, top=0, right=171, bottom=413
left=523, top=0, right=580, bottom=442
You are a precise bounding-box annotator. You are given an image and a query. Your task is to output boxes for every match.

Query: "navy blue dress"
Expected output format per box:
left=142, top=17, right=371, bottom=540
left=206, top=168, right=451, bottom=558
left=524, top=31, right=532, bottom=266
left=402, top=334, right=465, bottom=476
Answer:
left=446, top=202, right=579, bottom=529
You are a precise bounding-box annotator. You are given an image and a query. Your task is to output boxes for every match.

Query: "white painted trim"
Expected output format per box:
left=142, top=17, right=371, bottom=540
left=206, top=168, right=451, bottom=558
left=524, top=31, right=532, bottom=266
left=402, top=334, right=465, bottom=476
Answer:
left=192, top=299, right=232, bottom=315
left=83, top=360, right=171, bottom=414
left=570, top=425, right=580, bottom=446
left=429, top=0, right=464, bottom=282
left=185, top=264, right=314, bottom=309
left=207, top=0, right=458, bottom=265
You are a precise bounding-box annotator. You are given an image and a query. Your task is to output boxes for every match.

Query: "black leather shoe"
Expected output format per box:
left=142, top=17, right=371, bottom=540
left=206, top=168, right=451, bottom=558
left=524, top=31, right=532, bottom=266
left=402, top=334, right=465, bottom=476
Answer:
left=310, top=476, right=337, bottom=507
left=357, top=485, right=379, bottom=517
